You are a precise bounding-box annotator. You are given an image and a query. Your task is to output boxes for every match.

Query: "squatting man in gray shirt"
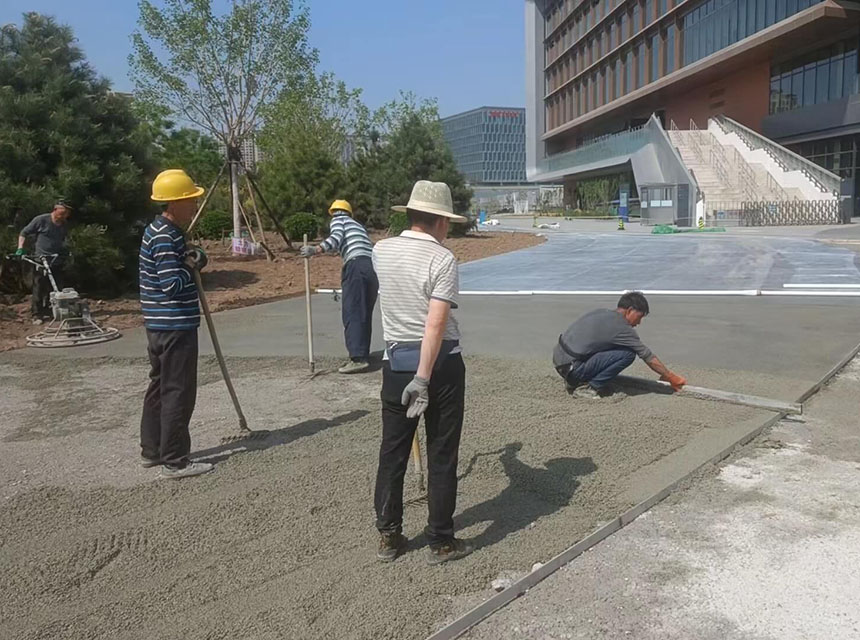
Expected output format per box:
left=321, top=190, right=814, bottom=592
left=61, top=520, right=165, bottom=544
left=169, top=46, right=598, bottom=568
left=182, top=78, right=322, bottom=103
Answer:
left=553, top=291, right=687, bottom=398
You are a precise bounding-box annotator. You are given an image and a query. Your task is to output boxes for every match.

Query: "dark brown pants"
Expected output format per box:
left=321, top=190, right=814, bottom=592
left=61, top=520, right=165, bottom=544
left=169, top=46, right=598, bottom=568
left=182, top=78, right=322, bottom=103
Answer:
left=140, top=329, right=198, bottom=465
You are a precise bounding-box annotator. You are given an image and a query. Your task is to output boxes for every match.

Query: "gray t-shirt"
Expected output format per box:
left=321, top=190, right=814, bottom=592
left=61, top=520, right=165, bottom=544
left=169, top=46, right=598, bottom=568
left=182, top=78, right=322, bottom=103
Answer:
left=553, top=308, right=654, bottom=367
left=20, top=214, right=68, bottom=257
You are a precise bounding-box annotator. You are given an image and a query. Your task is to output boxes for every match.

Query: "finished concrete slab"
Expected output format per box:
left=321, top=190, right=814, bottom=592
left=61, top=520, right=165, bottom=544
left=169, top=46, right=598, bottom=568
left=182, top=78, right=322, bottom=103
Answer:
left=460, top=231, right=860, bottom=291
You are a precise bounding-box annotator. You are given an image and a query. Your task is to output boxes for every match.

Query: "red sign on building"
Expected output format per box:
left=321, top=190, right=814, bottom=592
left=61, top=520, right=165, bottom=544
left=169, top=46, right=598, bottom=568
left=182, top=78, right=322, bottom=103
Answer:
left=489, top=110, right=520, bottom=118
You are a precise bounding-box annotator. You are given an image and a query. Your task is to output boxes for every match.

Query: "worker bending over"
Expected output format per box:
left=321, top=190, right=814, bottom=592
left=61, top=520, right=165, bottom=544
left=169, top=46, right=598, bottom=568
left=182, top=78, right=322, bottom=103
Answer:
left=372, top=180, right=473, bottom=565
left=301, top=200, right=377, bottom=374
left=139, top=169, right=211, bottom=479
left=553, top=291, right=686, bottom=398
left=16, top=200, right=72, bottom=323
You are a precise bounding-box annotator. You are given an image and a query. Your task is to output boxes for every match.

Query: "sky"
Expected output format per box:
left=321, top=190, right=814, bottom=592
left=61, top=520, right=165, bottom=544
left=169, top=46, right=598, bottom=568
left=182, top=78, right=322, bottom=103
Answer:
left=0, top=0, right=526, bottom=118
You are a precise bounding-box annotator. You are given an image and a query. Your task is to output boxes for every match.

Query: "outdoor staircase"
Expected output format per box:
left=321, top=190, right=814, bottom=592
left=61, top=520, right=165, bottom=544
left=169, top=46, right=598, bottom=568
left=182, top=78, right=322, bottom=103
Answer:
left=668, top=123, right=796, bottom=207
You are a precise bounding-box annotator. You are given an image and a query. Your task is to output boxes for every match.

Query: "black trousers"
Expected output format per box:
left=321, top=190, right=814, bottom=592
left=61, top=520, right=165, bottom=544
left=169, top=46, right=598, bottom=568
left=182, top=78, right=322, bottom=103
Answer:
left=374, top=354, right=466, bottom=545
left=341, top=256, right=378, bottom=360
left=31, top=260, right=63, bottom=319
left=140, top=329, right=198, bottom=465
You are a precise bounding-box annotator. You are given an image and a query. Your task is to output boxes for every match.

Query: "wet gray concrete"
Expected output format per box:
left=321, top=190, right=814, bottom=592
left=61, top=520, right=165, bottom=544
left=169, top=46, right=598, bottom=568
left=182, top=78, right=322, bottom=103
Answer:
left=6, top=294, right=860, bottom=402
left=460, top=232, right=860, bottom=291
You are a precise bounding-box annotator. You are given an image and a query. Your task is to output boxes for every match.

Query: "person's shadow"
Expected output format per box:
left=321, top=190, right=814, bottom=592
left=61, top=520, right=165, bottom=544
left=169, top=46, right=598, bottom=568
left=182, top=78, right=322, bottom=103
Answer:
left=191, top=409, right=370, bottom=464
left=455, top=442, right=597, bottom=551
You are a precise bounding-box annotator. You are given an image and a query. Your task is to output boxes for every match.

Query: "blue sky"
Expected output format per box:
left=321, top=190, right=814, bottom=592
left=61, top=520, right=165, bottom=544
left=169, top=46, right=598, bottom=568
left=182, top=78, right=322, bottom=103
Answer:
left=0, top=0, right=526, bottom=117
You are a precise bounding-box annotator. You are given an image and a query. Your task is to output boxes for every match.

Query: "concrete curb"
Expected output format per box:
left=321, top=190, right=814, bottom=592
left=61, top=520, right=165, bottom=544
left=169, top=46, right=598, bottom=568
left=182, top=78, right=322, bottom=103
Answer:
left=424, top=341, right=860, bottom=640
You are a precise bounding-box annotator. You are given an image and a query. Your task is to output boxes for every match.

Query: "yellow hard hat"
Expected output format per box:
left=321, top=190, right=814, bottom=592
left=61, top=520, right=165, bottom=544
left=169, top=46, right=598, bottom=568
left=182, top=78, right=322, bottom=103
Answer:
left=151, top=169, right=205, bottom=202
left=328, top=199, right=353, bottom=216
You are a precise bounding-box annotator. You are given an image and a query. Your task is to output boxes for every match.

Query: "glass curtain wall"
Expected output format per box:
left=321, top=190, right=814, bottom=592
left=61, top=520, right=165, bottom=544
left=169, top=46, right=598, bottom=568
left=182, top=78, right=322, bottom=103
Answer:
left=682, top=0, right=823, bottom=66
left=770, top=37, right=859, bottom=114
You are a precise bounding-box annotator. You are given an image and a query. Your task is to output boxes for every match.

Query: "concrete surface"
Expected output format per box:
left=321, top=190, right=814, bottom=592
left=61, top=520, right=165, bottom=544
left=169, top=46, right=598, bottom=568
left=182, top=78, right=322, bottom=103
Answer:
left=463, top=356, right=860, bottom=640
left=7, top=294, right=860, bottom=402
left=0, top=356, right=772, bottom=640
left=461, top=231, right=860, bottom=291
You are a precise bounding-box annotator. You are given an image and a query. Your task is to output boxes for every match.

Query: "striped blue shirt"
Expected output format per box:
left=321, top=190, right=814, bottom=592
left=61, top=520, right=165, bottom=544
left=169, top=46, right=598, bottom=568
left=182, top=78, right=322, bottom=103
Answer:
left=138, top=216, right=200, bottom=331
left=320, top=213, right=373, bottom=264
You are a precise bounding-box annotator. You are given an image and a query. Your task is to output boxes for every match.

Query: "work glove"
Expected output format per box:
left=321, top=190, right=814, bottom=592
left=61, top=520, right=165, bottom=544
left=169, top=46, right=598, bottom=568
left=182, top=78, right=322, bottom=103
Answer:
left=401, top=375, right=430, bottom=419
left=184, top=244, right=208, bottom=271
left=14, top=248, right=26, bottom=256
left=299, top=245, right=316, bottom=258
left=661, top=372, right=687, bottom=392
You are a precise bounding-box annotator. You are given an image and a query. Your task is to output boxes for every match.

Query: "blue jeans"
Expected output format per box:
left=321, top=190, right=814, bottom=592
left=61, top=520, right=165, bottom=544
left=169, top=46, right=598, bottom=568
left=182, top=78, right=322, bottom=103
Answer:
left=566, top=349, right=635, bottom=390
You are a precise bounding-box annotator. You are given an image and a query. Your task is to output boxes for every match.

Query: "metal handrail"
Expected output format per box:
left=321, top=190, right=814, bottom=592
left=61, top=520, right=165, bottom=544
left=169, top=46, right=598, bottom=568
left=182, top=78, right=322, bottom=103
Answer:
left=714, top=115, right=840, bottom=195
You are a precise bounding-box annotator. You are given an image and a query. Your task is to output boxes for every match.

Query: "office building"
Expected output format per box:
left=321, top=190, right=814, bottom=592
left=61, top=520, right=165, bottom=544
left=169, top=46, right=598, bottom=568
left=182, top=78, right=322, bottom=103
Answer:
left=441, top=107, right=528, bottom=184
left=525, top=0, right=857, bottom=224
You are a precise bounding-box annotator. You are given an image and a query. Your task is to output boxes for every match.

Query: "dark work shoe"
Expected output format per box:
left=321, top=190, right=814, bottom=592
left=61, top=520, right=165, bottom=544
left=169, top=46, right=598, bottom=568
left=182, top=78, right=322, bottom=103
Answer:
left=426, top=538, right=474, bottom=566
left=140, top=455, right=160, bottom=468
left=377, top=533, right=408, bottom=562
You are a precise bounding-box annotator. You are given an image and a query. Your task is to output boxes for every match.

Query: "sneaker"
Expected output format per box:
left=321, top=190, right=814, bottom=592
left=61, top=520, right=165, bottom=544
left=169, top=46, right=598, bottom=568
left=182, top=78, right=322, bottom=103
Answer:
left=31, top=318, right=43, bottom=326
left=140, top=455, right=160, bottom=468
left=338, top=359, right=370, bottom=374
left=377, top=533, right=408, bottom=562
left=573, top=385, right=601, bottom=400
left=426, top=538, right=474, bottom=566
left=160, top=461, right=214, bottom=480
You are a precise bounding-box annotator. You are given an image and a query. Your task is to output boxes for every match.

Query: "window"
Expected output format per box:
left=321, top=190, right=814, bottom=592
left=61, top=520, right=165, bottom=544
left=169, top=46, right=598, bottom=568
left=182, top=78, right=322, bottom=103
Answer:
left=651, top=33, right=660, bottom=81
left=615, top=57, right=622, bottom=96
left=636, top=43, right=645, bottom=87
left=625, top=51, right=632, bottom=91
left=620, top=13, right=628, bottom=40
left=645, top=0, right=654, bottom=24
left=665, top=26, right=675, bottom=73
left=632, top=3, right=641, bottom=33
left=604, top=65, right=611, bottom=102
left=659, top=0, right=668, bottom=16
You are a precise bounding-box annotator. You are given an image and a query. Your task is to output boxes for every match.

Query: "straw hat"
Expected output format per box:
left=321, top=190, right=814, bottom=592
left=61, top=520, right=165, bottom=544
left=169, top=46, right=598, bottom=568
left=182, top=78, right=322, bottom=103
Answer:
left=392, top=180, right=467, bottom=222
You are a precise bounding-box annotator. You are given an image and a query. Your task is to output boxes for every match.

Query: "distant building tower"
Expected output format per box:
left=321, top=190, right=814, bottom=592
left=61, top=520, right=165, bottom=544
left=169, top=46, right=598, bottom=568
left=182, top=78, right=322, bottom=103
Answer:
left=441, top=107, right=527, bottom=185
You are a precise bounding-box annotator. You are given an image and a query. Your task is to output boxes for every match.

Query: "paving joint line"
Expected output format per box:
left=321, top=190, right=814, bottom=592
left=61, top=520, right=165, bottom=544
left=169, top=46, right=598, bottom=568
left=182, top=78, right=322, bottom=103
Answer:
left=424, top=340, right=860, bottom=640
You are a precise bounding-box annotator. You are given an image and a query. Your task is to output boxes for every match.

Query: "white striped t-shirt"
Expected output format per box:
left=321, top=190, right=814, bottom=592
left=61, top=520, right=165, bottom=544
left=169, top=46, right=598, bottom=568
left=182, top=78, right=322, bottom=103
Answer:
left=372, top=230, right=460, bottom=343
left=320, top=213, right=373, bottom=263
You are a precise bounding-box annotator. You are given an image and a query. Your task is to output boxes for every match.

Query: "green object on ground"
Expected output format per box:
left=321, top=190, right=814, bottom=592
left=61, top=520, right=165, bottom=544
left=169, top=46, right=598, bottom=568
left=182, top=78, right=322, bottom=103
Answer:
left=651, top=225, right=679, bottom=234
left=651, top=225, right=727, bottom=234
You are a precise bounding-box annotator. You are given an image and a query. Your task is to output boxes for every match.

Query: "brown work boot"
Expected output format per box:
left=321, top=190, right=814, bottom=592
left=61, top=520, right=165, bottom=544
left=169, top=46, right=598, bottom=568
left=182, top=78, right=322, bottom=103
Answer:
left=377, top=532, right=408, bottom=563
left=426, top=538, right=474, bottom=566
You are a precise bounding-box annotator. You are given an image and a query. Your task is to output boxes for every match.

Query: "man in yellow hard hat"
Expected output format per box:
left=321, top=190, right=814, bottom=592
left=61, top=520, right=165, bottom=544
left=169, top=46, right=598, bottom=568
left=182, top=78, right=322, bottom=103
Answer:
left=301, top=199, right=377, bottom=374
left=139, top=169, right=212, bottom=480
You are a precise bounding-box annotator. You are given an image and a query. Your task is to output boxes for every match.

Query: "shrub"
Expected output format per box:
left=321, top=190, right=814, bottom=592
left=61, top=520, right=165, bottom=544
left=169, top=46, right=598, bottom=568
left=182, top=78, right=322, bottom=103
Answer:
left=388, top=211, right=408, bottom=236
left=67, top=224, right=125, bottom=296
left=448, top=215, right=478, bottom=238
left=284, top=212, right=320, bottom=242
left=195, top=209, right=233, bottom=240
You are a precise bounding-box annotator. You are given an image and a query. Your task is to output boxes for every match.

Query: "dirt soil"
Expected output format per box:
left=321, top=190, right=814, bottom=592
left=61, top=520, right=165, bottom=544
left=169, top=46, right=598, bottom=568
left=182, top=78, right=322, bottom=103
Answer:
left=0, top=355, right=767, bottom=640
left=0, top=231, right=543, bottom=352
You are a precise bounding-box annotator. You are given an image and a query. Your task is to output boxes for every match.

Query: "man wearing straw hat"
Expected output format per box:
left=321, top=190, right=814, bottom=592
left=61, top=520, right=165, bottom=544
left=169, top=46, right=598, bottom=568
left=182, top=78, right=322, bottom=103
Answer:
left=372, top=180, right=473, bottom=565
left=300, top=199, right=377, bottom=374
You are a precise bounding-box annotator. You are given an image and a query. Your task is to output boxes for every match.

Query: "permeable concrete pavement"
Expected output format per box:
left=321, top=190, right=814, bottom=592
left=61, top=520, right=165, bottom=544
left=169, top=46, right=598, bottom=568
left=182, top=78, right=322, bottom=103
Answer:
left=8, top=294, right=860, bottom=402
left=460, top=231, right=860, bottom=291
left=464, top=356, right=860, bottom=640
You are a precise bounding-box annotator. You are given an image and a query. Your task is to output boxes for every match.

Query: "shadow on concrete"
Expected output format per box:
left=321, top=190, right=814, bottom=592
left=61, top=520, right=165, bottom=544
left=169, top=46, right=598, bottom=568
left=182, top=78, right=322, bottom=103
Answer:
left=192, top=409, right=370, bottom=464
left=455, top=442, right=597, bottom=551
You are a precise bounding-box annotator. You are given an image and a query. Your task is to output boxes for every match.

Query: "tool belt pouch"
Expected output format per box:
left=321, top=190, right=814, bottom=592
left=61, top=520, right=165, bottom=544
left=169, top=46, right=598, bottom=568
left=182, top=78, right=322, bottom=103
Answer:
left=388, top=340, right=459, bottom=373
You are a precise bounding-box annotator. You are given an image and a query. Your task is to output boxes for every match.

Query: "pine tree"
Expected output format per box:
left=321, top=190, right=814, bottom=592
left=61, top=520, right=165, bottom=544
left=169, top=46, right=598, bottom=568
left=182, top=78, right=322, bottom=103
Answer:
left=0, top=13, right=157, bottom=292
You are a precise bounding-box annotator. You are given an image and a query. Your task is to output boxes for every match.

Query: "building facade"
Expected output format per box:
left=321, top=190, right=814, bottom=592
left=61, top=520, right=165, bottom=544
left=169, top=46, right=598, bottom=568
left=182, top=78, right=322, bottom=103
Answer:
left=525, top=0, right=860, bottom=214
left=441, top=107, right=528, bottom=184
